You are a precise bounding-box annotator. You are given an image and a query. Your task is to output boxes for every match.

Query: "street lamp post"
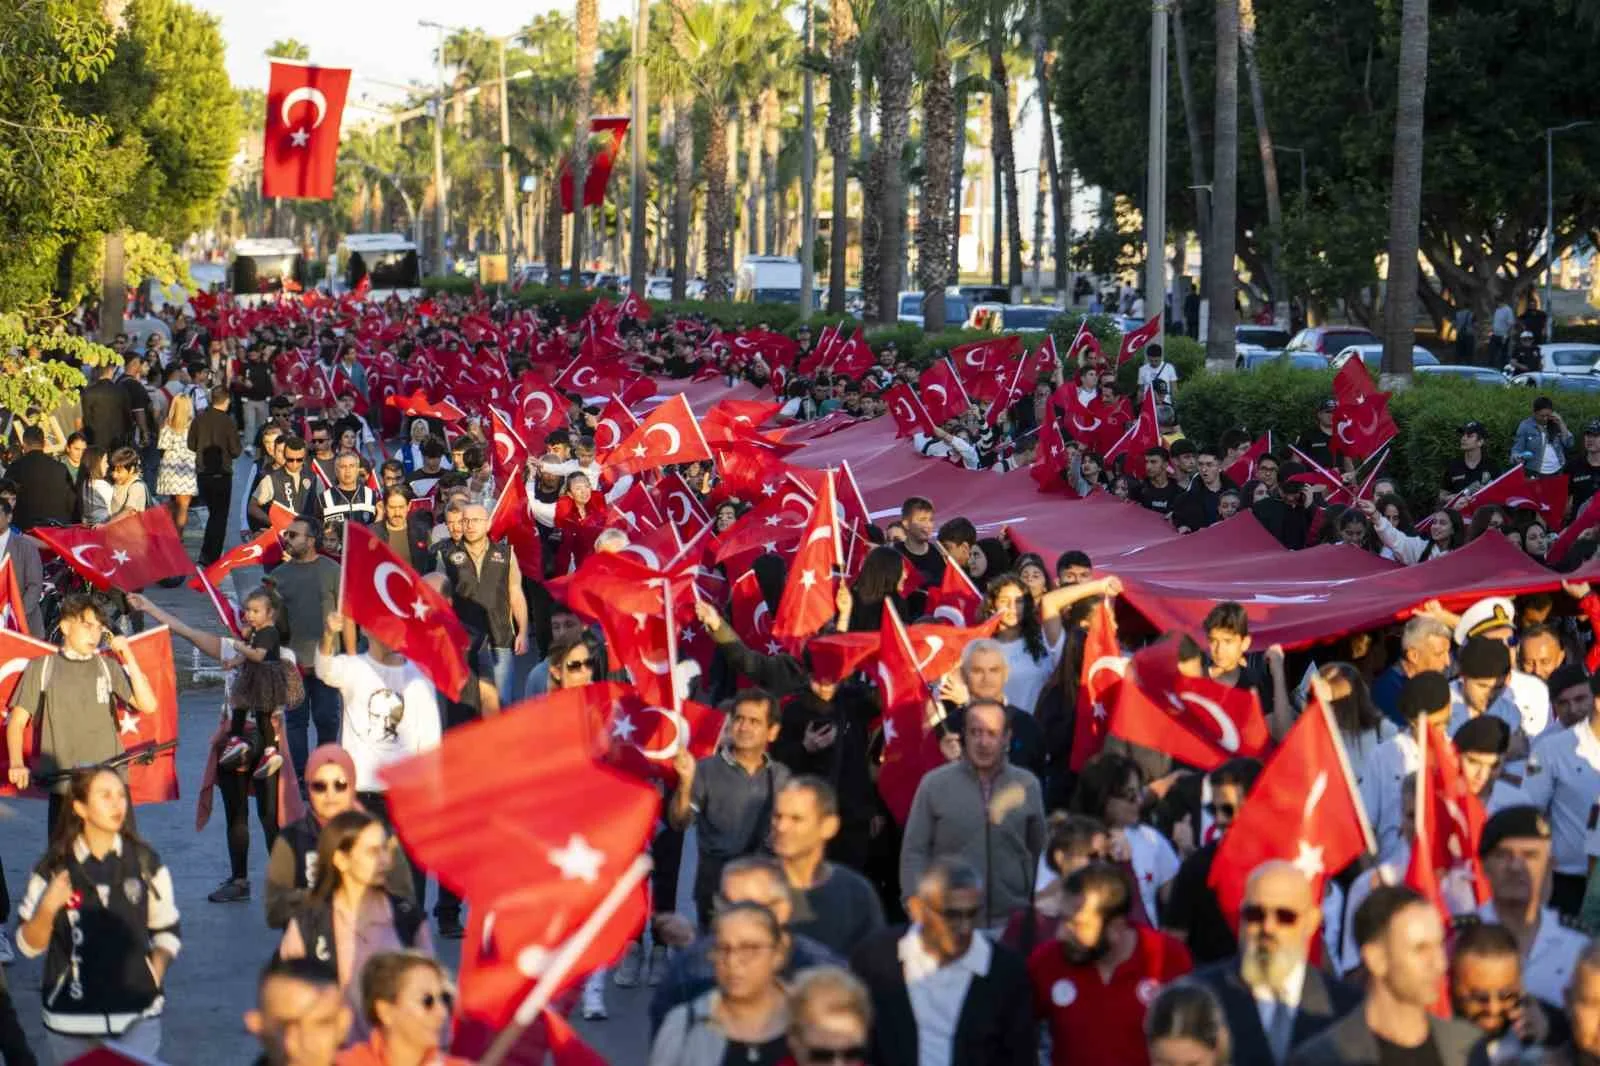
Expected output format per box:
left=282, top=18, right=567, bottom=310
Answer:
left=497, top=37, right=516, bottom=258
left=1545, top=120, right=1594, bottom=340
left=1144, top=0, right=1170, bottom=339
left=799, top=0, right=816, bottom=321
left=629, top=0, right=649, bottom=297
left=419, top=20, right=450, bottom=277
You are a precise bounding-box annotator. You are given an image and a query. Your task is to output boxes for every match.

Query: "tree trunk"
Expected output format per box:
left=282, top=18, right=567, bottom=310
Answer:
left=988, top=107, right=1002, bottom=286
left=1379, top=0, right=1429, bottom=384
left=1030, top=2, right=1066, bottom=300
left=948, top=58, right=969, bottom=281
left=570, top=0, right=598, bottom=287
left=99, top=231, right=126, bottom=344
left=672, top=96, right=695, bottom=301
left=1206, top=0, right=1239, bottom=368
left=705, top=103, right=734, bottom=301
left=826, top=0, right=857, bottom=312
left=745, top=103, right=762, bottom=257
left=990, top=33, right=1024, bottom=296
left=763, top=89, right=781, bottom=256
left=919, top=50, right=956, bottom=333
left=876, top=26, right=914, bottom=322
left=543, top=167, right=564, bottom=275
left=859, top=66, right=882, bottom=322
left=1171, top=0, right=1210, bottom=301
left=1239, top=0, right=1286, bottom=328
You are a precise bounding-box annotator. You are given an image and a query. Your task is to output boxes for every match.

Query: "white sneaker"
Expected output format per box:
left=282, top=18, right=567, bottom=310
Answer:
left=581, top=970, right=608, bottom=1020
left=612, top=942, right=644, bottom=988
left=0, top=931, right=14, bottom=965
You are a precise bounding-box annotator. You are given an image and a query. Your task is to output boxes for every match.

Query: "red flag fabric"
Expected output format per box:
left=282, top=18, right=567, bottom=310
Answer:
left=385, top=389, right=466, bottom=423
left=600, top=394, right=713, bottom=477
left=1065, top=322, right=1106, bottom=365
left=616, top=291, right=651, bottom=323
left=924, top=555, right=983, bottom=626
left=583, top=681, right=724, bottom=784
left=652, top=472, right=712, bottom=542
left=1413, top=721, right=1490, bottom=906
left=875, top=602, right=947, bottom=823
left=1031, top=417, right=1073, bottom=492
left=1069, top=601, right=1128, bottom=772
left=1459, top=467, right=1568, bottom=529
left=0, top=629, right=67, bottom=796
left=1330, top=361, right=1399, bottom=460
left=917, top=360, right=970, bottom=425
left=558, top=117, right=631, bottom=212
left=1224, top=432, right=1274, bottom=486
left=190, top=526, right=284, bottom=591
left=1117, top=312, right=1164, bottom=364
left=1102, top=386, right=1163, bottom=473
left=0, top=557, right=28, bottom=634
left=1207, top=696, right=1375, bottom=928
left=488, top=406, right=531, bottom=483
left=883, top=383, right=940, bottom=439
left=488, top=472, right=545, bottom=582
left=591, top=395, right=639, bottom=454
left=36, top=510, right=192, bottom=592
left=192, top=568, right=246, bottom=640
left=122, top=628, right=180, bottom=804
left=773, top=470, right=841, bottom=643
left=515, top=374, right=567, bottom=438
left=261, top=61, right=351, bottom=200
left=1025, top=335, right=1060, bottom=387
left=1107, top=638, right=1270, bottom=770
left=1550, top=490, right=1600, bottom=565
left=984, top=355, right=1029, bottom=428
left=339, top=524, right=470, bottom=700
left=729, top=570, right=782, bottom=654
left=950, top=336, right=1023, bottom=401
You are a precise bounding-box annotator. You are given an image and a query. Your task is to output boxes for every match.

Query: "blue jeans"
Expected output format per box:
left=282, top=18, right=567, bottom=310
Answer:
left=284, top=673, right=341, bottom=782
left=470, top=634, right=516, bottom=703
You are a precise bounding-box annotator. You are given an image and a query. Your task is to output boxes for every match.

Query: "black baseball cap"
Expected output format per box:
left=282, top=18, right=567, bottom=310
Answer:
left=1320, top=398, right=1338, bottom=412
left=1585, top=419, right=1600, bottom=436
left=1459, top=420, right=1486, bottom=437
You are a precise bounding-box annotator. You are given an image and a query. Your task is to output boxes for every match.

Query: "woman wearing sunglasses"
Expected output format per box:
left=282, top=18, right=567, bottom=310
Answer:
left=334, top=951, right=471, bottom=1066
left=263, top=745, right=416, bottom=931
left=780, top=967, right=872, bottom=1066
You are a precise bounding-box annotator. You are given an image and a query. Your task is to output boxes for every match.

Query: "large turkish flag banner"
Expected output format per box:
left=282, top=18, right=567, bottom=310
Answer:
left=262, top=61, right=351, bottom=200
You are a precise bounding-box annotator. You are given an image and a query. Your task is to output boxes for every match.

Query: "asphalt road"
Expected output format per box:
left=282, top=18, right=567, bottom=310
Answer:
left=0, top=456, right=674, bottom=1063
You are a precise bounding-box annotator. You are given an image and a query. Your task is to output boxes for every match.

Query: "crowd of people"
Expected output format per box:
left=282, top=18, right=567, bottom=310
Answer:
left=0, top=288, right=1599, bottom=1066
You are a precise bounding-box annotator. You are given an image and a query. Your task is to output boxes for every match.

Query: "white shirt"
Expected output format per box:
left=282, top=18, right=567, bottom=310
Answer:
left=1340, top=847, right=1478, bottom=975
left=1507, top=670, right=1554, bottom=739
left=998, top=629, right=1065, bottom=714
left=1526, top=721, right=1600, bottom=875
left=1250, top=959, right=1307, bottom=1057
left=1359, top=731, right=1421, bottom=862
left=1136, top=361, right=1179, bottom=399
left=911, top=431, right=981, bottom=470
left=1341, top=721, right=1399, bottom=798
left=1125, top=823, right=1180, bottom=922
left=1476, top=901, right=1587, bottom=1007
left=898, top=925, right=992, bottom=1066
left=315, top=651, right=442, bottom=792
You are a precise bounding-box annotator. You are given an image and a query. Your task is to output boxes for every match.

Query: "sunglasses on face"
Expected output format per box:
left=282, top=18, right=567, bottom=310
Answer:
left=939, top=905, right=982, bottom=925
left=1241, top=904, right=1300, bottom=927
left=801, top=1050, right=868, bottom=1065
left=1461, top=987, right=1522, bottom=1008
left=414, top=991, right=454, bottom=1011
left=563, top=658, right=593, bottom=672
left=1203, top=802, right=1237, bottom=819
left=308, top=779, right=350, bottom=794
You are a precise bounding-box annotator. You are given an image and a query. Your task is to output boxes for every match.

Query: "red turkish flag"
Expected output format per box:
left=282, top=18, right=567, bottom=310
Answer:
left=1026, top=334, right=1060, bottom=387
left=713, top=485, right=812, bottom=564
left=121, top=628, right=180, bottom=804
left=1550, top=490, right=1600, bottom=565
left=1102, top=385, right=1163, bottom=474
left=1224, top=432, right=1274, bottom=486
left=0, top=557, right=28, bottom=635
left=1065, top=321, right=1106, bottom=365
left=1412, top=721, right=1490, bottom=906
left=924, top=555, right=983, bottom=626
left=515, top=374, right=567, bottom=438
left=884, top=383, right=939, bottom=439
left=950, top=336, right=1023, bottom=401
left=339, top=523, right=470, bottom=700
left=591, top=395, right=639, bottom=454
left=822, top=328, right=875, bottom=380
left=261, top=61, right=350, bottom=200
left=488, top=471, right=545, bottom=582
left=729, top=570, right=781, bottom=654
left=1459, top=466, right=1568, bottom=529
left=600, top=395, right=711, bottom=477
left=984, top=352, right=1031, bottom=427
left=875, top=601, right=948, bottom=823
left=1330, top=362, right=1398, bottom=459
left=558, top=116, right=630, bottom=212
left=582, top=681, right=724, bottom=785
left=704, top=398, right=784, bottom=437
left=1031, top=416, right=1074, bottom=492
left=553, top=346, right=626, bottom=395
left=1107, top=638, right=1270, bottom=771
left=772, top=470, right=842, bottom=644
left=607, top=479, right=666, bottom=537
left=1208, top=695, right=1374, bottom=929
left=917, top=360, right=971, bottom=425
left=193, top=568, right=246, bottom=640
left=591, top=599, right=683, bottom=709
left=651, top=472, right=712, bottom=543
left=1117, top=311, right=1164, bottom=364
left=385, top=389, right=467, bottom=423
left=190, top=526, right=284, bottom=591
left=0, top=629, right=65, bottom=797
left=1070, top=601, right=1128, bottom=772
left=35, top=510, right=191, bottom=592
left=617, top=291, right=651, bottom=322
left=488, top=406, right=531, bottom=483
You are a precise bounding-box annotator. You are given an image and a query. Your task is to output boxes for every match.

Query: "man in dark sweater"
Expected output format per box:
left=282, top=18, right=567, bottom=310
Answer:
left=772, top=776, right=886, bottom=958
left=188, top=385, right=241, bottom=564
left=79, top=363, right=131, bottom=448
left=5, top=426, right=76, bottom=530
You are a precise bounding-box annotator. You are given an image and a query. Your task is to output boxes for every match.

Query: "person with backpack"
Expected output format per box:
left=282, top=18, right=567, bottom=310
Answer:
left=5, top=593, right=158, bottom=837
left=276, top=809, right=433, bottom=1047
left=15, top=766, right=180, bottom=1062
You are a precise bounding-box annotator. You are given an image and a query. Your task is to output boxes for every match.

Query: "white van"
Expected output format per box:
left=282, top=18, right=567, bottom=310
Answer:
left=735, top=256, right=804, bottom=304
left=335, top=233, right=422, bottom=301
left=228, top=238, right=305, bottom=305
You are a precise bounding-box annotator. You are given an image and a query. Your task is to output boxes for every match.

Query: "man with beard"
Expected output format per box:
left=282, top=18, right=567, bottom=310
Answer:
left=1448, top=922, right=1559, bottom=1062
left=849, top=858, right=1034, bottom=1066
left=1028, top=861, right=1192, bottom=1066
left=1288, top=886, right=1487, bottom=1066
left=1189, top=862, right=1360, bottom=1065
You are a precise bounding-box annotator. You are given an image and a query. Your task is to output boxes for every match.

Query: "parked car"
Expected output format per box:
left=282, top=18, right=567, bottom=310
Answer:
left=958, top=284, right=1010, bottom=306
left=812, top=287, right=863, bottom=315
left=1328, top=344, right=1440, bottom=372
left=1234, top=325, right=1291, bottom=362
left=897, top=290, right=970, bottom=328
left=966, top=304, right=1062, bottom=332
left=514, top=264, right=549, bottom=288
left=1532, top=343, right=1600, bottom=376
left=645, top=276, right=674, bottom=301
left=1414, top=365, right=1509, bottom=386
left=1511, top=372, right=1600, bottom=394
left=1285, top=326, right=1381, bottom=357
left=1238, top=351, right=1329, bottom=372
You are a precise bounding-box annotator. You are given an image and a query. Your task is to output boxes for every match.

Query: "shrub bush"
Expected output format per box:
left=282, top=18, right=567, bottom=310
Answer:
left=421, top=276, right=476, bottom=295
left=1554, top=323, right=1600, bottom=344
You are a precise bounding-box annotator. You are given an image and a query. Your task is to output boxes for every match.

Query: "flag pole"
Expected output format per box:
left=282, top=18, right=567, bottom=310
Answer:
left=662, top=574, right=683, bottom=726
left=477, top=853, right=655, bottom=1066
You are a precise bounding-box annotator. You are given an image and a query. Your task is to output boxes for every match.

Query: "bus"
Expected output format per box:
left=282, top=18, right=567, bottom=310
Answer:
left=228, top=238, right=306, bottom=303
left=335, top=233, right=422, bottom=300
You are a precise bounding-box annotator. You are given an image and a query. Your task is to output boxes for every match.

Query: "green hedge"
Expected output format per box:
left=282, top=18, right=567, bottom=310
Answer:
left=1176, top=366, right=1600, bottom=507
left=1554, top=323, right=1600, bottom=344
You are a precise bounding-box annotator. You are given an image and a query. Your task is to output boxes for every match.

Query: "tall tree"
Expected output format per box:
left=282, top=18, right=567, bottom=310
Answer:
left=825, top=0, right=858, bottom=312
left=947, top=57, right=969, bottom=278
left=871, top=9, right=913, bottom=320
left=569, top=0, right=598, bottom=286
left=904, top=0, right=964, bottom=331
left=981, top=0, right=1024, bottom=293
left=1031, top=0, right=1066, bottom=297
left=265, top=37, right=309, bottom=60
left=1239, top=0, right=1286, bottom=326
left=1170, top=0, right=1209, bottom=300
left=1206, top=0, right=1239, bottom=367
left=1379, top=0, right=1428, bottom=382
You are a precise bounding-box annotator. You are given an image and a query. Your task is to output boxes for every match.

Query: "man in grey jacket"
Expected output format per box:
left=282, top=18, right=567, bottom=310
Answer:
left=899, top=699, right=1046, bottom=929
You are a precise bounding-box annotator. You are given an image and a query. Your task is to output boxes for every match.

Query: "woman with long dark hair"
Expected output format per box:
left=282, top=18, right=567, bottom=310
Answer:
left=1071, top=752, right=1176, bottom=923
left=984, top=570, right=1121, bottom=713
left=844, top=546, right=907, bottom=632
left=16, top=768, right=180, bottom=1061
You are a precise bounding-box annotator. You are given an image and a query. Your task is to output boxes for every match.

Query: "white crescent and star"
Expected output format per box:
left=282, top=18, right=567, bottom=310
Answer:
left=632, top=705, right=689, bottom=760
left=280, top=86, right=329, bottom=129
left=374, top=562, right=430, bottom=621
left=70, top=544, right=116, bottom=577
left=596, top=418, right=622, bottom=451
left=645, top=423, right=682, bottom=456
left=1174, top=691, right=1241, bottom=752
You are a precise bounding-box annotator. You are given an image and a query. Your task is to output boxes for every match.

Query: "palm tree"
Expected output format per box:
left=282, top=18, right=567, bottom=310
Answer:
left=1380, top=0, right=1429, bottom=383
left=947, top=56, right=969, bottom=279
left=1239, top=0, right=1285, bottom=326
left=1171, top=0, right=1209, bottom=299
left=826, top=0, right=858, bottom=312
left=903, top=0, right=966, bottom=331
left=871, top=7, right=914, bottom=320
left=978, top=0, right=1024, bottom=294
left=570, top=0, right=598, bottom=286
left=1030, top=0, right=1065, bottom=297
left=1206, top=0, right=1239, bottom=368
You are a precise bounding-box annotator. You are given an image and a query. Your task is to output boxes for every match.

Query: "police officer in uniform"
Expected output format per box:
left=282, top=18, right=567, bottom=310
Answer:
left=437, top=503, right=529, bottom=702
left=248, top=436, right=315, bottom=533
left=313, top=453, right=377, bottom=541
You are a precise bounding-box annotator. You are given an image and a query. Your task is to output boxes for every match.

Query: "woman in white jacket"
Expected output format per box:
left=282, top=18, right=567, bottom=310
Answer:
left=1360, top=498, right=1463, bottom=564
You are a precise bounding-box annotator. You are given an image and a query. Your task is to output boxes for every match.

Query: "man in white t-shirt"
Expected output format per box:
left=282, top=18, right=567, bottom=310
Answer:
left=1135, top=344, right=1178, bottom=403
